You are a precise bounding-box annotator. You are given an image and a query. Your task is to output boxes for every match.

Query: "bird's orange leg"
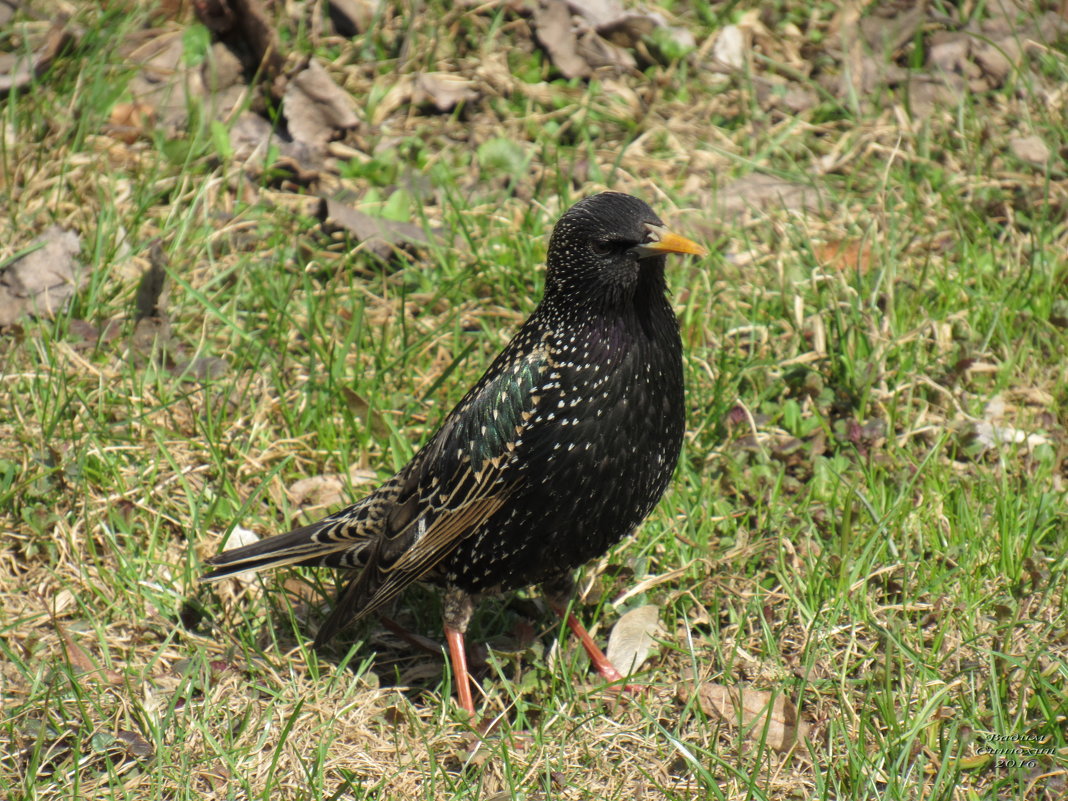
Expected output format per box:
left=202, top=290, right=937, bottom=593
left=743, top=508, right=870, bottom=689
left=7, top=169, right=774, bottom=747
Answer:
left=442, top=587, right=478, bottom=717
left=548, top=601, right=639, bottom=691
left=445, top=625, right=475, bottom=717
left=559, top=608, right=624, bottom=682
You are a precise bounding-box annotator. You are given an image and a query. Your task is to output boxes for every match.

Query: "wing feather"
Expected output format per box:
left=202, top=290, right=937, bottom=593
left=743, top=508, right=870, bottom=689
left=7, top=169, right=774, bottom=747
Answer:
left=313, top=337, right=551, bottom=642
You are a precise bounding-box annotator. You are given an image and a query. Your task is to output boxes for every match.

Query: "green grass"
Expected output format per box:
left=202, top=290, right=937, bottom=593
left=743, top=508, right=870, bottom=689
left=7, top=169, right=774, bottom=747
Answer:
left=2, top=1, right=1067, bottom=799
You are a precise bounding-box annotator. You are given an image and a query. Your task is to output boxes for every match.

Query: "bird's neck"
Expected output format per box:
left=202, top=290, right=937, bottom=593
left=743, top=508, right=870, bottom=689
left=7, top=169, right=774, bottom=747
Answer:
left=548, top=261, right=669, bottom=318
left=542, top=267, right=675, bottom=349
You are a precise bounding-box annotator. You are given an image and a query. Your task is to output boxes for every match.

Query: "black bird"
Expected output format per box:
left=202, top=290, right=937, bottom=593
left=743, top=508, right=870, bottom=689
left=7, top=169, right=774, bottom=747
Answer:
left=201, top=192, right=706, bottom=716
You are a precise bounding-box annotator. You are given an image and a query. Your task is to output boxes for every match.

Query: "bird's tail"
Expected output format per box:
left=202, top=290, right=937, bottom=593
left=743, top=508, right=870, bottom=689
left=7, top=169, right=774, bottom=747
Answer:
left=199, top=493, right=389, bottom=582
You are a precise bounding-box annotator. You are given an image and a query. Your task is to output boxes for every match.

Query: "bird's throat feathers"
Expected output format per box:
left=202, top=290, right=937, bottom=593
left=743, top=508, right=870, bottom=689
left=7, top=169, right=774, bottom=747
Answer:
left=545, top=254, right=669, bottom=319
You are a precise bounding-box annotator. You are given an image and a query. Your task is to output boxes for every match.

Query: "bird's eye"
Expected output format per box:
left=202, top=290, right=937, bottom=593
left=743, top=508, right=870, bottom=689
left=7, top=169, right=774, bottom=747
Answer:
left=591, top=241, right=620, bottom=257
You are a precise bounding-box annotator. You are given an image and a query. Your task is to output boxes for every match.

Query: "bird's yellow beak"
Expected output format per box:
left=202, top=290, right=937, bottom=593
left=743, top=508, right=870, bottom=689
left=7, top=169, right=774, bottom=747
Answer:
left=632, top=224, right=708, bottom=258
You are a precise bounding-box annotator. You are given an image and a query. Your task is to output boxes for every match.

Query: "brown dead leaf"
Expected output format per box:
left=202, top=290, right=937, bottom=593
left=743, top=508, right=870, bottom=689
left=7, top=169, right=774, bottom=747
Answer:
left=752, top=77, right=819, bottom=114
left=348, top=466, right=378, bottom=487
left=115, top=729, right=154, bottom=760
left=566, top=0, right=622, bottom=27
left=135, top=243, right=169, bottom=322
left=230, top=112, right=317, bottom=185
left=832, top=1, right=911, bottom=99
left=282, top=575, right=322, bottom=605
left=1009, top=136, right=1050, bottom=166
left=329, top=0, right=380, bottom=37
left=124, top=25, right=253, bottom=135
left=859, top=0, right=926, bottom=58
left=533, top=0, right=591, bottom=79
left=813, top=240, right=873, bottom=274
left=712, top=24, right=746, bottom=70
left=193, top=0, right=283, bottom=79
left=129, top=314, right=175, bottom=359
left=576, top=29, right=635, bottom=71
left=926, top=30, right=1011, bottom=91
left=124, top=30, right=198, bottom=131
left=713, top=174, right=823, bottom=221
left=106, top=102, right=156, bottom=144
left=927, top=33, right=972, bottom=77
left=971, top=41, right=1014, bottom=85
left=283, top=60, right=359, bottom=152
left=596, top=14, right=656, bottom=48
left=413, top=73, right=479, bottom=113
left=67, top=319, right=101, bottom=351
left=904, top=73, right=968, bottom=119
left=202, top=41, right=246, bottom=94
left=289, top=474, right=346, bottom=511
left=680, top=682, right=810, bottom=752
left=319, top=196, right=443, bottom=261
left=340, top=386, right=391, bottom=436
left=57, top=624, right=124, bottom=685
left=0, top=226, right=83, bottom=327
left=218, top=525, right=260, bottom=552
left=536, top=0, right=682, bottom=74
left=0, top=21, right=76, bottom=96
left=229, top=110, right=275, bottom=160
left=605, top=604, right=661, bottom=675
left=128, top=242, right=189, bottom=367
left=170, top=355, right=230, bottom=381
left=370, top=72, right=478, bottom=123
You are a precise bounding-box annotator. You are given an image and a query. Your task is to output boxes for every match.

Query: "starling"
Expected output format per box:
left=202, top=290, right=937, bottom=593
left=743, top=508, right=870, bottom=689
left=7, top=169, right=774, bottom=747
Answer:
left=201, top=192, right=706, bottom=716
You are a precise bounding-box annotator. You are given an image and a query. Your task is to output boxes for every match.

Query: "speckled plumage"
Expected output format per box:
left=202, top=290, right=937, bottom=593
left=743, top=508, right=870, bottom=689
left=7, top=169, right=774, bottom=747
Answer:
left=201, top=192, right=706, bottom=712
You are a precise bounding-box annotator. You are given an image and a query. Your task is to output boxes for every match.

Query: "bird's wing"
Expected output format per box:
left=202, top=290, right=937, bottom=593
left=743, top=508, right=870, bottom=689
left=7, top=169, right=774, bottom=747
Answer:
left=314, top=337, right=553, bottom=643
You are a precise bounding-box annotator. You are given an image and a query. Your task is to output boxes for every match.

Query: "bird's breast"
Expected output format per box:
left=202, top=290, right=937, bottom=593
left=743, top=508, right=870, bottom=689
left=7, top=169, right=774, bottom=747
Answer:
left=446, top=304, right=685, bottom=592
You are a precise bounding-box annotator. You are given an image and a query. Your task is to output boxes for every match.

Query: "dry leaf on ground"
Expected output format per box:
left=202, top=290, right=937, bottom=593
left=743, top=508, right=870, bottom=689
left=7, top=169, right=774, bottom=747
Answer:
left=576, top=29, right=635, bottom=71
left=0, top=21, right=76, bottom=95
left=57, top=625, right=124, bottom=685
left=605, top=604, right=661, bottom=675
left=597, top=13, right=656, bottom=48
left=0, top=226, right=83, bottom=326
left=319, top=196, right=443, bottom=260
left=106, top=101, right=156, bottom=144
left=135, top=243, right=169, bottom=322
left=566, top=0, right=626, bottom=28
left=124, top=31, right=201, bottom=132
left=860, top=0, right=926, bottom=58
left=369, top=73, right=478, bottom=125
left=283, top=60, right=360, bottom=152
left=115, top=729, right=154, bottom=760
left=218, top=525, right=259, bottom=550
left=329, top=0, right=380, bottom=37
left=713, top=174, right=823, bottom=221
left=1009, top=135, right=1050, bottom=166
left=533, top=0, right=591, bottom=80
left=712, top=24, right=746, bottom=70
left=193, top=0, right=283, bottom=79
left=229, top=112, right=318, bottom=185
left=413, top=72, right=479, bottom=113
left=813, top=240, right=873, bottom=274
left=289, top=474, right=346, bottom=512
left=679, top=682, right=811, bottom=752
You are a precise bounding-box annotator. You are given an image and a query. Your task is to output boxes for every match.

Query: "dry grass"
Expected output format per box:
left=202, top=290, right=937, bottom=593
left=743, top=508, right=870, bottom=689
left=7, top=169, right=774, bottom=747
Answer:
left=2, top=1, right=1068, bottom=799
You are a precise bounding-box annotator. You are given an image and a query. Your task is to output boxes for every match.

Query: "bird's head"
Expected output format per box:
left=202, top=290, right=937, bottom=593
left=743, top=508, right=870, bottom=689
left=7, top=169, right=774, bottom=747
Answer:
left=544, top=192, right=707, bottom=306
